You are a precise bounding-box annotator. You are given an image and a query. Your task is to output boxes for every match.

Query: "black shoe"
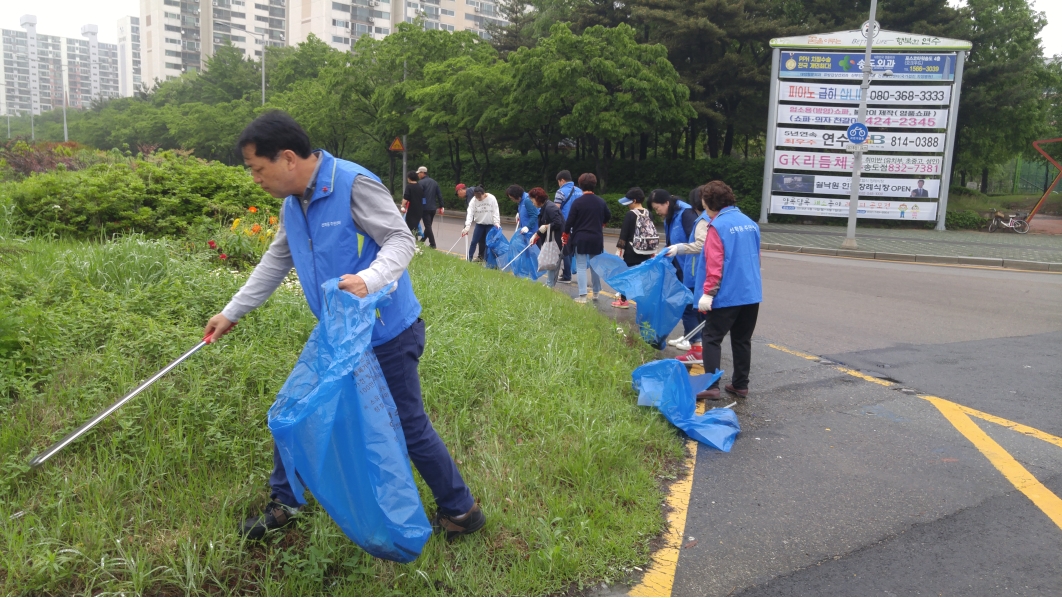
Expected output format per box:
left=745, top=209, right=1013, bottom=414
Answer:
left=431, top=503, right=486, bottom=541
left=558, top=277, right=572, bottom=283
left=240, top=501, right=300, bottom=541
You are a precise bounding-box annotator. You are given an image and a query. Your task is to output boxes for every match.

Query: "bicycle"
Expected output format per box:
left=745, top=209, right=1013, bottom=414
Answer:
left=987, top=209, right=1029, bottom=234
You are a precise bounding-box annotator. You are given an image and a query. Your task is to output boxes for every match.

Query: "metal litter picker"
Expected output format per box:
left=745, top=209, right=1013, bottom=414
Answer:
left=28, top=335, right=212, bottom=468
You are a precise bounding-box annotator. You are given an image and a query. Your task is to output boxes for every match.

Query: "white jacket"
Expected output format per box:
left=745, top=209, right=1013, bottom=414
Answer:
left=465, top=193, right=501, bottom=228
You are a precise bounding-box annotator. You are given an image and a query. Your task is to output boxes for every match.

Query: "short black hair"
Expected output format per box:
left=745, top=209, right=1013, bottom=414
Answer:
left=506, top=184, right=525, bottom=201
left=917, top=179, right=925, bottom=184
left=625, top=187, right=645, bottom=202
left=236, top=110, right=312, bottom=160
left=556, top=170, right=572, bottom=182
left=407, top=171, right=420, bottom=182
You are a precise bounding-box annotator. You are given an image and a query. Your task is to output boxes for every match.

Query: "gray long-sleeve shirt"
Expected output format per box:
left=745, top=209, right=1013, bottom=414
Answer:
left=221, top=154, right=414, bottom=322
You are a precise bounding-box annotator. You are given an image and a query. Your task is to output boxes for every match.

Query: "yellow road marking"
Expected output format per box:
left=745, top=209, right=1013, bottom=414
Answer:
left=768, top=343, right=892, bottom=386
left=953, top=403, right=1062, bottom=450
left=767, top=343, right=818, bottom=360
left=630, top=365, right=706, bottom=597
left=922, top=395, right=1062, bottom=531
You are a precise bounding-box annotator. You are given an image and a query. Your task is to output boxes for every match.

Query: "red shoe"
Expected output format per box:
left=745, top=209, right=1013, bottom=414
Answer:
left=724, top=384, right=748, bottom=398
left=696, top=387, right=721, bottom=400
left=611, top=299, right=630, bottom=309
left=676, top=347, right=702, bottom=365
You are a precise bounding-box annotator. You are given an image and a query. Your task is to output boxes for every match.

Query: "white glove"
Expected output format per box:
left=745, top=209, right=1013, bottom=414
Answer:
left=538, top=225, right=548, bottom=233
left=520, top=226, right=529, bottom=234
left=461, top=226, right=469, bottom=236
left=665, top=245, right=679, bottom=257
left=698, top=294, right=713, bottom=312
left=400, top=207, right=406, bottom=213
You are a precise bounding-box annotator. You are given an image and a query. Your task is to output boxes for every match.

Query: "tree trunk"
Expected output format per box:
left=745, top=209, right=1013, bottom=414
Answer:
left=960, top=170, right=966, bottom=187
left=670, top=131, right=680, bottom=160
left=743, top=134, right=749, bottom=160
left=689, top=122, right=697, bottom=160
left=466, top=130, right=481, bottom=182
left=480, top=133, right=491, bottom=184
left=723, top=123, right=735, bottom=157
left=640, top=133, right=649, bottom=161
left=706, top=119, right=720, bottom=159
left=980, top=167, right=989, bottom=193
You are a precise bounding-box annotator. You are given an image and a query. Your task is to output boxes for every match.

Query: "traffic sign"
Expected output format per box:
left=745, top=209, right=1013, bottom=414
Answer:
left=388, top=137, right=405, bottom=152
left=846, top=122, right=869, bottom=145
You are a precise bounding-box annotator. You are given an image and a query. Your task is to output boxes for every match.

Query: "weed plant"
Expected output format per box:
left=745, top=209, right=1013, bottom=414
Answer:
left=0, top=240, right=683, bottom=595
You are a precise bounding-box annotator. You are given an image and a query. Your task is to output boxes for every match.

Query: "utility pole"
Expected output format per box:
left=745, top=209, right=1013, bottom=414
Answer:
left=841, top=0, right=879, bottom=250
left=401, top=60, right=408, bottom=195
left=62, top=70, right=69, bottom=143
left=30, top=111, right=35, bottom=141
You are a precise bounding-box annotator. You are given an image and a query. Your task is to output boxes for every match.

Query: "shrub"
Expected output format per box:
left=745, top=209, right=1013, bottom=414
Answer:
left=944, top=209, right=987, bottom=230
left=9, top=152, right=277, bottom=239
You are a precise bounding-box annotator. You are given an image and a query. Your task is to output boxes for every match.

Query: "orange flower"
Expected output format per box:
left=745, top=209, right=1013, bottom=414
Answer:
left=268, top=216, right=278, bottom=225
left=248, top=206, right=258, bottom=213
left=251, top=224, right=262, bottom=234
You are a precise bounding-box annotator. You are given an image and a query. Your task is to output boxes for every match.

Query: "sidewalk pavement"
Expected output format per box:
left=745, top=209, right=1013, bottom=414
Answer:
left=759, top=223, right=1062, bottom=270
left=440, top=209, right=1062, bottom=270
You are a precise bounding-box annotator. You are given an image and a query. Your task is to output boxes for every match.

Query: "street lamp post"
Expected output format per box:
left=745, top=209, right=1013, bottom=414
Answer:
left=841, top=0, right=879, bottom=250
left=210, top=22, right=264, bottom=105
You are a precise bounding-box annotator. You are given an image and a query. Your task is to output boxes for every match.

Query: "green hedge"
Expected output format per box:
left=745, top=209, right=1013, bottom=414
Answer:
left=7, top=152, right=276, bottom=239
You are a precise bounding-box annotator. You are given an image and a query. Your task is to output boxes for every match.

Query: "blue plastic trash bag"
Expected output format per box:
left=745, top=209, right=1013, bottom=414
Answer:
left=268, top=279, right=432, bottom=563
left=632, top=360, right=740, bottom=452
left=503, top=230, right=541, bottom=280
left=591, top=253, right=692, bottom=349
left=485, top=227, right=509, bottom=270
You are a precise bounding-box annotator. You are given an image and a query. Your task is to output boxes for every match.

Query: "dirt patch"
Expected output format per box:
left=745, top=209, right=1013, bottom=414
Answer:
left=1028, top=214, right=1062, bottom=235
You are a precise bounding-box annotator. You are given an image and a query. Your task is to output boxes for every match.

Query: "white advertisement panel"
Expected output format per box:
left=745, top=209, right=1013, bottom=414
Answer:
left=771, top=173, right=940, bottom=198
left=777, top=105, right=948, bottom=128
left=781, top=82, right=951, bottom=105
left=774, top=151, right=944, bottom=175
left=776, top=128, right=947, bottom=152
left=771, top=195, right=939, bottom=220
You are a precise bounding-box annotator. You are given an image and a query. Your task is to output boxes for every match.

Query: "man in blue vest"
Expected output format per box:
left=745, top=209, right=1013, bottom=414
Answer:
left=203, top=111, right=485, bottom=542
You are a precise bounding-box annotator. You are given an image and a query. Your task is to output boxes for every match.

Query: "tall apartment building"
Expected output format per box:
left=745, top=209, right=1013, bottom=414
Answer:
left=140, top=0, right=288, bottom=85
left=288, top=0, right=505, bottom=51
left=117, top=16, right=143, bottom=96
left=1, top=15, right=121, bottom=118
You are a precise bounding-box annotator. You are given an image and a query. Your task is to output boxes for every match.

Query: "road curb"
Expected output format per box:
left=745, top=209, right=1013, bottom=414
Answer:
left=761, top=243, right=1062, bottom=273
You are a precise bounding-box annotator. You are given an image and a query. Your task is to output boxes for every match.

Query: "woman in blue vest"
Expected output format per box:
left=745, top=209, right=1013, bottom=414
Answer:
left=694, top=181, right=763, bottom=400
left=203, top=111, right=485, bottom=542
left=506, top=184, right=540, bottom=241
left=647, top=189, right=701, bottom=362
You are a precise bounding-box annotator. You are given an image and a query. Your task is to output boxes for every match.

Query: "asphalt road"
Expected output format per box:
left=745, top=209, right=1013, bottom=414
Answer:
left=427, top=215, right=1062, bottom=595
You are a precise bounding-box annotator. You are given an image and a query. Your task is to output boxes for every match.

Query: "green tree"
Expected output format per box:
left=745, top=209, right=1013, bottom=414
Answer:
left=949, top=0, right=1052, bottom=191
left=164, top=100, right=257, bottom=164
left=512, top=23, right=694, bottom=189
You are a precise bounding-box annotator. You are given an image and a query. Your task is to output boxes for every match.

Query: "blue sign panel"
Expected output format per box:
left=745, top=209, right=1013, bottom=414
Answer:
left=779, top=52, right=956, bottom=81
left=846, top=122, right=869, bottom=145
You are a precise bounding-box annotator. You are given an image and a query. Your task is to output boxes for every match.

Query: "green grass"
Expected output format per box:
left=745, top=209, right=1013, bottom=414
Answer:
left=0, top=236, right=684, bottom=595
left=947, top=192, right=1062, bottom=216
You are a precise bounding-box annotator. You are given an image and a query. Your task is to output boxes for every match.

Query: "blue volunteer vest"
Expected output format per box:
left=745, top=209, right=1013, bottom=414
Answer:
left=708, top=206, right=762, bottom=309
left=690, top=211, right=713, bottom=303
left=666, top=201, right=693, bottom=288
left=517, top=193, right=540, bottom=239
left=284, top=151, right=421, bottom=347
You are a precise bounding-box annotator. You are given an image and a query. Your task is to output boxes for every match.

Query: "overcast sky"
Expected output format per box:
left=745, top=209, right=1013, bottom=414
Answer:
left=1, top=0, right=1060, bottom=56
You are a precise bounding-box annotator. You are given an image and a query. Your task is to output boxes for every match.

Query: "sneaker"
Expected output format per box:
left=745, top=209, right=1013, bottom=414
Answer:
left=574, top=296, right=588, bottom=304
left=432, top=503, right=486, bottom=541
left=611, top=299, right=630, bottom=309
left=696, top=387, right=721, bottom=400
left=675, top=347, right=703, bottom=365
left=240, top=501, right=300, bottom=541
left=559, top=277, right=573, bottom=284
left=472, top=257, right=484, bottom=263
left=667, top=337, right=691, bottom=352
left=590, top=293, right=599, bottom=301
left=725, top=384, right=749, bottom=398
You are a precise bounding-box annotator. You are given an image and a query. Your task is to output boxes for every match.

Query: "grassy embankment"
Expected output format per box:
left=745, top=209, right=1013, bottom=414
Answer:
left=0, top=194, right=684, bottom=594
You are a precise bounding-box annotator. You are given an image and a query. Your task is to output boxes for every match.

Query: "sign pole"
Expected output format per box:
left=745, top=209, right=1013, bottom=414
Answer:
left=935, top=49, right=966, bottom=231
left=841, top=0, right=878, bottom=250
left=760, top=48, right=781, bottom=225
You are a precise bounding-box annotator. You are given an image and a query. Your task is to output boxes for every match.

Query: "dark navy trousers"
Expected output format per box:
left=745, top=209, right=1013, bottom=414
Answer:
left=270, top=319, right=475, bottom=516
